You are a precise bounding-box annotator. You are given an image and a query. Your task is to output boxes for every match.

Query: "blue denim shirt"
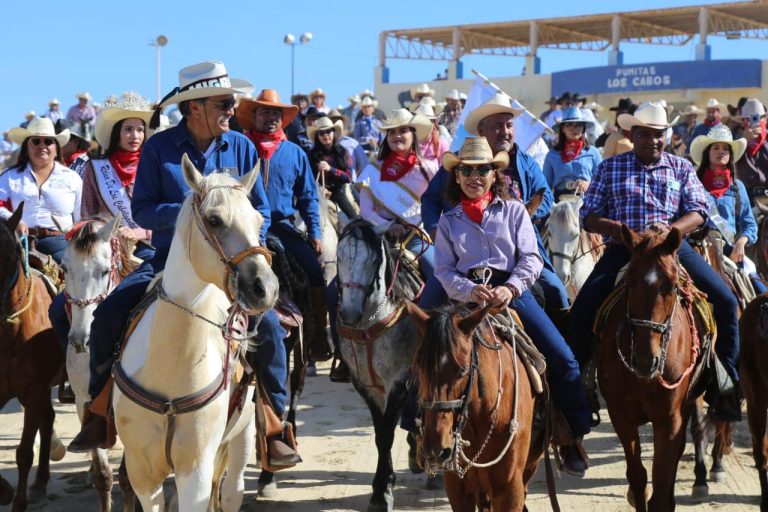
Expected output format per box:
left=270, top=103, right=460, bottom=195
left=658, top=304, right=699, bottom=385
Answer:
left=131, top=119, right=271, bottom=256
left=707, top=178, right=758, bottom=246
left=543, top=146, right=602, bottom=192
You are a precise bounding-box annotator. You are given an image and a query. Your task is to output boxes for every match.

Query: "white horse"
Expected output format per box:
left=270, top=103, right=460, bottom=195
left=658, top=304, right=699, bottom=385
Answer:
left=112, top=156, right=278, bottom=512
left=545, top=195, right=603, bottom=300
left=61, top=215, right=135, bottom=511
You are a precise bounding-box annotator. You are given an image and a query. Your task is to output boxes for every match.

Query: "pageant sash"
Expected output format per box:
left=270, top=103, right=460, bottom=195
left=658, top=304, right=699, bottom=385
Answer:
left=92, top=159, right=138, bottom=228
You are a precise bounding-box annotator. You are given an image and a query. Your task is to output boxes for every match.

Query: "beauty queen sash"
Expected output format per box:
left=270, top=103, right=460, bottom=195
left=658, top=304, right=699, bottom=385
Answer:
left=92, top=159, right=139, bottom=228
left=357, top=162, right=426, bottom=228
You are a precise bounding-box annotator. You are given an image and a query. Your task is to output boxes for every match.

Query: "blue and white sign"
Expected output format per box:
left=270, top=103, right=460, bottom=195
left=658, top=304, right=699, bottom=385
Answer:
left=552, top=59, right=762, bottom=95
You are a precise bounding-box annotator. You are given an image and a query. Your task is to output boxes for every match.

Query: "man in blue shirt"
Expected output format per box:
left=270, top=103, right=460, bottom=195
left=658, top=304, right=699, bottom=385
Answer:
left=68, top=62, right=299, bottom=465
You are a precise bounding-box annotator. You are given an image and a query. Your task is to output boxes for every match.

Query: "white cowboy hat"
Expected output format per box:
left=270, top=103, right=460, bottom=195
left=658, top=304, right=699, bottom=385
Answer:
left=705, top=98, right=724, bottom=110
left=95, top=92, right=154, bottom=151
left=359, top=89, right=374, bottom=99
left=380, top=108, right=432, bottom=142
left=617, top=101, right=679, bottom=131
left=737, top=98, right=766, bottom=124
left=347, top=94, right=361, bottom=104
left=434, top=101, right=446, bottom=116
left=360, top=96, right=378, bottom=108
left=459, top=92, right=467, bottom=101
left=411, top=83, right=435, bottom=100
left=444, top=89, right=461, bottom=101
left=465, top=92, right=524, bottom=135
left=409, top=96, right=436, bottom=113
left=24, top=111, right=35, bottom=119
left=8, top=117, right=69, bottom=146
left=49, top=98, right=60, bottom=106
left=307, top=116, right=343, bottom=141
left=585, top=101, right=603, bottom=112
left=76, top=91, right=91, bottom=100
left=689, top=124, right=747, bottom=166
left=442, top=136, right=509, bottom=171
left=412, top=102, right=437, bottom=120
left=159, top=60, right=254, bottom=108
left=683, top=105, right=702, bottom=115
left=310, top=88, right=326, bottom=99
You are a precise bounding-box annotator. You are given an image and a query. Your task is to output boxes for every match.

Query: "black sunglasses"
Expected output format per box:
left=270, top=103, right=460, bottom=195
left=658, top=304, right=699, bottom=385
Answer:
left=457, top=165, right=493, bottom=178
left=204, top=98, right=236, bottom=111
left=317, top=129, right=334, bottom=137
left=30, top=137, right=56, bottom=147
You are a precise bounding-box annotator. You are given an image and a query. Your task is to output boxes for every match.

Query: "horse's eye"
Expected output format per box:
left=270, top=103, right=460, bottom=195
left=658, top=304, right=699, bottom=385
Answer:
left=458, top=367, right=469, bottom=377
left=101, top=270, right=110, bottom=278
left=207, top=215, right=223, bottom=227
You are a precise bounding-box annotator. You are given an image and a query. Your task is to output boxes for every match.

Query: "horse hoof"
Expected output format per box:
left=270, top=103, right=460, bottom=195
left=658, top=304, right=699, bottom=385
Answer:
left=50, top=441, right=67, bottom=462
left=710, top=469, right=726, bottom=483
left=0, top=478, right=13, bottom=506
left=425, top=474, right=443, bottom=490
left=28, top=482, right=47, bottom=504
left=692, top=484, right=709, bottom=501
left=257, top=480, right=278, bottom=498
left=367, top=488, right=394, bottom=512
left=626, top=487, right=650, bottom=508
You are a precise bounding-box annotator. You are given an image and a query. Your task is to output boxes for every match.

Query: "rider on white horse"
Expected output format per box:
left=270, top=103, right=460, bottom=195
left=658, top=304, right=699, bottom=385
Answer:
left=68, top=61, right=299, bottom=466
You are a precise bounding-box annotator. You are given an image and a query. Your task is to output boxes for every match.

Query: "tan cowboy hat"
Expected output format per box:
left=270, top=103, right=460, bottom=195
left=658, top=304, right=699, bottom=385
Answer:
left=158, top=61, right=254, bottom=108
left=411, top=83, right=435, bottom=100
left=689, top=124, right=747, bottom=166
left=8, top=117, right=69, bottom=146
left=683, top=105, right=702, bottom=116
left=347, top=94, right=361, bottom=104
left=236, top=89, right=299, bottom=131
left=444, top=89, right=461, bottom=101
left=360, top=96, right=378, bottom=109
left=380, top=108, right=432, bottom=142
left=412, top=100, right=437, bottom=120
left=617, top=101, right=679, bottom=131
left=309, top=88, right=326, bottom=99
left=307, top=116, right=343, bottom=141
left=94, top=92, right=155, bottom=151
left=705, top=98, right=724, bottom=110
left=442, top=137, right=509, bottom=171
left=76, top=91, right=91, bottom=100
left=48, top=98, right=60, bottom=106
left=465, top=92, right=523, bottom=135
left=328, top=108, right=350, bottom=127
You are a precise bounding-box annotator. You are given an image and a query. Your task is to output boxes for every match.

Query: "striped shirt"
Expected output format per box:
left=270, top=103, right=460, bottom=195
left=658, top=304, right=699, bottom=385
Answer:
left=580, top=151, right=708, bottom=233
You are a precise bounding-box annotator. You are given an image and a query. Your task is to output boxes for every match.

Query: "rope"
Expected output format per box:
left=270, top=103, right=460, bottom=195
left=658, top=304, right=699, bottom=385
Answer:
left=5, top=276, right=34, bottom=325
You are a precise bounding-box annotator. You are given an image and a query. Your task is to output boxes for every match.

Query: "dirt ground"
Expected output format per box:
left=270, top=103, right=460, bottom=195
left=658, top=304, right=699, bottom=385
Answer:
left=0, top=361, right=762, bottom=511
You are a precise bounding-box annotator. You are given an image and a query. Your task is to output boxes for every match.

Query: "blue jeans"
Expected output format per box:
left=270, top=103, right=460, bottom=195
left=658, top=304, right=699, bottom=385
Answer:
left=36, top=234, right=67, bottom=264
left=568, top=241, right=740, bottom=380
left=269, top=221, right=325, bottom=287
left=752, top=274, right=768, bottom=295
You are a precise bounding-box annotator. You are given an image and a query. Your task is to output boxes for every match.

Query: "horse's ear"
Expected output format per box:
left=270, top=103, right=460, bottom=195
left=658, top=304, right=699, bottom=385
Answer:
left=181, top=153, right=203, bottom=194
left=661, top=227, right=682, bottom=255
left=6, top=202, right=24, bottom=233
left=405, top=301, right=431, bottom=338
left=98, top=213, right=122, bottom=242
left=620, top=223, right=640, bottom=251
left=372, top=220, right=394, bottom=237
left=457, top=304, right=491, bottom=336
left=525, top=188, right=546, bottom=217
left=239, top=160, right=261, bottom=194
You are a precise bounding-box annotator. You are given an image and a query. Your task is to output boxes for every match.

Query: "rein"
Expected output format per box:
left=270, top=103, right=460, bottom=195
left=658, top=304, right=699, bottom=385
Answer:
left=2, top=235, right=33, bottom=325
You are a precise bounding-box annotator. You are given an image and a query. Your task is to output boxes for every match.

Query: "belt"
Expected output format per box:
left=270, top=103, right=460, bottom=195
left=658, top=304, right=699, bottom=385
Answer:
left=748, top=186, right=766, bottom=197
left=466, top=267, right=511, bottom=284
left=28, top=227, right=63, bottom=238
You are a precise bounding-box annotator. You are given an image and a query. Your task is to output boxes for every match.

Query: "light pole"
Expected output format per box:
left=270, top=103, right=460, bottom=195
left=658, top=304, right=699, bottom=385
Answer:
left=283, top=32, right=312, bottom=97
left=149, top=35, right=168, bottom=104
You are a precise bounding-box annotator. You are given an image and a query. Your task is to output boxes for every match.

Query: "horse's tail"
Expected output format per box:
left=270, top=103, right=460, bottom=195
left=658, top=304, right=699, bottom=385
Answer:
left=714, top=420, right=734, bottom=455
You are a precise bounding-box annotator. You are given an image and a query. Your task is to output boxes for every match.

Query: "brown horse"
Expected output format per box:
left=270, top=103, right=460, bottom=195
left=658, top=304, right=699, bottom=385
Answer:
left=0, top=204, right=64, bottom=511
left=599, top=226, right=707, bottom=511
left=747, top=195, right=768, bottom=279
left=739, top=292, right=768, bottom=511
left=407, top=302, right=541, bottom=512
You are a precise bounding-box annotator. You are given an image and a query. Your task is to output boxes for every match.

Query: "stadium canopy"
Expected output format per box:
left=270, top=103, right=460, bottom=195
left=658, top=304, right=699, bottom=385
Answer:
left=378, top=1, right=768, bottom=68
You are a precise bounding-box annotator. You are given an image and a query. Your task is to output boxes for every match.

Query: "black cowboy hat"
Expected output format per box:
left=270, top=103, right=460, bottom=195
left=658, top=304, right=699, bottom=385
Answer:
left=609, top=98, right=636, bottom=112
left=556, top=92, right=573, bottom=104
left=727, top=97, right=748, bottom=117
left=545, top=96, right=557, bottom=104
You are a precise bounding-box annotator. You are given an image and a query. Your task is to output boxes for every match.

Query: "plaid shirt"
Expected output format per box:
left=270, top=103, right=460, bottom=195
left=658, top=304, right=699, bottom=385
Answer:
left=580, top=151, right=708, bottom=233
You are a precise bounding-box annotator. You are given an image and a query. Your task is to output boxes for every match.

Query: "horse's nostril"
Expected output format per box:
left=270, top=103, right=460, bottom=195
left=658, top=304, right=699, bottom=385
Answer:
left=439, top=448, right=452, bottom=462
left=252, top=278, right=265, bottom=299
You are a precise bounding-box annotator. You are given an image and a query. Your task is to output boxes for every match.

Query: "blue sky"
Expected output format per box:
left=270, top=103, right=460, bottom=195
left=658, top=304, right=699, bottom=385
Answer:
left=2, top=0, right=767, bottom=130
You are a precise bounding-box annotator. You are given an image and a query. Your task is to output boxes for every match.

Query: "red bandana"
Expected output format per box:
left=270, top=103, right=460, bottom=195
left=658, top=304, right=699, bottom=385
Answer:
left=561, top=139, right=585, bottom=163
left=460, top=191, right=493, bottom=224
left=65, top=150, right=87, bottom=167
left=747, top=119, right=767, bottom=157
left=109, top=148, right=141, bottom=186
left=247, top=129, right=286, bottom=160
left=704, top=118, right=720, bottom=127
left=380, top=152, right=417, bottom=182
left=701, top=168, right=732, bottom=199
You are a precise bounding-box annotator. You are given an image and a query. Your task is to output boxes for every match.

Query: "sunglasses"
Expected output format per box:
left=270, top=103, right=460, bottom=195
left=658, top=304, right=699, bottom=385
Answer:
left=457, top=165, right=493, bottom=178
left=30, top=137, right=56, bottom=147
left=317, top=129, right=334, bottom=137
left=204, top=98, right=236, bottom=111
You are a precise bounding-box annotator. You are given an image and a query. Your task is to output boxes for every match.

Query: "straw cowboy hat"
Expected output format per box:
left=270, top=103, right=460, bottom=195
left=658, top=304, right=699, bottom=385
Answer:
left=618, top=101, right=679, bottom=131
left=94, top=92, right=154, bottom=151
left=49, top=98, right=60, bottom=106
left=347, top=94, right=361, bottom=104
left=380, top=108, right=432, bottom=142
left=360, top=96, right=378, bottom=109
left=736, top=98, right=766, bottom=124
left=464, top=92, right=523, bottom=135
left=360, top=89, right=375, bottom=100
left=705, top=98, right=724, bottom=110
left=309, top=88, right=326, bottom=99
left=411, top=83, right=435, bottom=100
left=409, top=96, right=436, bottom=114
left=76, top=92, right=91, bottom=101
left=24, top=111, right=35, bottom=119
left=8, top=117, right=69, bottom=146
left=306, top=116, right=343, bottom=141
left=683, top=105, right=702, bottom=116
left=556, top=106, right=594, bottom=127
left=412, top=102, right=437, bottom=120
left=236, top=89, right=299, bottom=131
left=444, top=89, right=461, bottom=101
left=442, top=136, right=509, bottom=172
left=158, top=61, right=254, bottom=108
left=689, top=124, right=747, bottom=166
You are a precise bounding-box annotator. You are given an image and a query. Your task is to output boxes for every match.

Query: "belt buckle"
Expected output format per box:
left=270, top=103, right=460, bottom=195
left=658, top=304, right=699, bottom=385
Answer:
left=470, top=268, right=486, bottom=280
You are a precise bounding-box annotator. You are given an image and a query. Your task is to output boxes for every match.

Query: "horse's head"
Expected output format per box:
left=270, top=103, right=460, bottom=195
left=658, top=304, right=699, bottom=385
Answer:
left=407, top=302, right=491, bottom=467
left=546, top=196, right=583, bottom=284
left=0, top=204, right=24, bottom=311
left=336, top=219, right=389, bottom=325
left=180, top=154, right=278, bottom=314
left=61, top=216, right=123, bottom=353
left=620, top=224, right=682, bottom=378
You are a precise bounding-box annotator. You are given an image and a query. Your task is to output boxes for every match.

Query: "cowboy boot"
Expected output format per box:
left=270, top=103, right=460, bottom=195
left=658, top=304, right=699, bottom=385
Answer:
left=559, top=437, right=589, bottom=478
left=262, top=404, right=302, bottom=467
left=68, top=379, right=112, bottom=453
left=329, top=352, right=351, bottom=383
left=308, top=287, right=333, bottom=362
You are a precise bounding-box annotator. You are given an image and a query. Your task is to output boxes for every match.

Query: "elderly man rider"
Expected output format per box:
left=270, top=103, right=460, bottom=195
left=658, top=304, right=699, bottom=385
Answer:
left=420, top=92, right=570, bottom=319
left=68, top=61, right=301, bottom=465
left=236, top=90, right=332, bottom=366
left=569, top=101, right=742, bottom=422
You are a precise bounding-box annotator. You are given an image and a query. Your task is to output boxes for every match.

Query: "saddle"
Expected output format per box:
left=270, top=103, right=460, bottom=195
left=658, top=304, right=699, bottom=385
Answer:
left=27, top=248, right=64, bottom=293
left=485, top=309, right=547, bottom=396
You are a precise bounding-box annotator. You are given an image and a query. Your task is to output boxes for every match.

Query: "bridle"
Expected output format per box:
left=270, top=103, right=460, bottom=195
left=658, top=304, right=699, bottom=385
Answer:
left=2, top=233, right=33, bottom=325
left=190, top=185, right=273, bottom=303
left=64, top=236, right=122, bottom=320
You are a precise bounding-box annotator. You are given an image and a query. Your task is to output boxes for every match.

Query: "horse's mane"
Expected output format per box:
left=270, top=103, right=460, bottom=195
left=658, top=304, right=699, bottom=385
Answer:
left=627, top=231, right=678, bottom=281
left=0, top=218, right=19, bottom=278
left=339, top=219, right=421, bottom=303
left=412, top=304, right=472, bottom=402
left=70, top=219, right=138, bottom=279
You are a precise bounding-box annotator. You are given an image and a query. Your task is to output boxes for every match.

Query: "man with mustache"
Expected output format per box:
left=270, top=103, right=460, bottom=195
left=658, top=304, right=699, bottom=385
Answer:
left=570, top=101, right=742, bottom=422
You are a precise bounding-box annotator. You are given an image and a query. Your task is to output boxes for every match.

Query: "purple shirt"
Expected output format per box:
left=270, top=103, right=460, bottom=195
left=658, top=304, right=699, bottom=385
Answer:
left=66, top=104, right=96, bottom=124
left=434, top=198, right=543, bottom=302
left=580, top=151, right=708, bottom=235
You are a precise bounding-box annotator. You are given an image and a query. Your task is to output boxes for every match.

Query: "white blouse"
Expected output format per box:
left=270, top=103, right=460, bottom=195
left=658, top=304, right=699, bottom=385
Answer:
left=0, top=162, right=82, bottom=231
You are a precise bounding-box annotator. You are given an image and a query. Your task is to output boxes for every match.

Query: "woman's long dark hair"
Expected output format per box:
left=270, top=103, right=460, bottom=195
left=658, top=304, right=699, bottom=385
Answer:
left=308, top=133, right=349, bottom=175
left=11, top=137, right=63, bottom=172
left=696, top=142, right=735, bottom=180
left=101, top=118, right=147, bottom=158
left=443, top=168, right=511, bottom=206
left=377, top=126, right=429, bottom=181
left=554, top=122, right=591, bottom=151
